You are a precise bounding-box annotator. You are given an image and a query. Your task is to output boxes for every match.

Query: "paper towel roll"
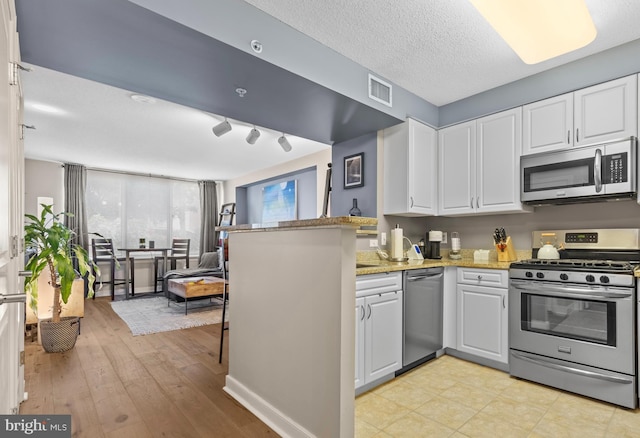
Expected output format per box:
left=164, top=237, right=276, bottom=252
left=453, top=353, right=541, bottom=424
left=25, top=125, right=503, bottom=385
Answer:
left=391, top=226, right=404, bottom=259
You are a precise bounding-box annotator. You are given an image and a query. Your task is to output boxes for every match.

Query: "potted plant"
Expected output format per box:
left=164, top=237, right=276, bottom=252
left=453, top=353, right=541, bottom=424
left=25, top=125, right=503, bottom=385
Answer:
left=24, top=204, right=97, bottom=353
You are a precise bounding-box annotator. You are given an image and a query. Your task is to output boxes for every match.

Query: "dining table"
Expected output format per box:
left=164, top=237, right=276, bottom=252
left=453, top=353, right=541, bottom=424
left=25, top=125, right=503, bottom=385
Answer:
left=118, top=247, right=171, bottom=299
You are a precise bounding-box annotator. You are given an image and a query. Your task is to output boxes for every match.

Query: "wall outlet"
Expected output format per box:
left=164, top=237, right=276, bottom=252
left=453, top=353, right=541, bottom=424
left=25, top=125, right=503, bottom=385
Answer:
left=380, top=232, right=387, bottom=245
left=442, top=232, right=448, bottom=244
left=369, top=239, right=378, bottom=248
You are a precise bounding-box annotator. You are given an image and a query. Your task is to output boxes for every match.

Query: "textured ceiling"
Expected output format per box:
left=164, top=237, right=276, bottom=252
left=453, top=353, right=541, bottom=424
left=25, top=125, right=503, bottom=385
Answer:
left=16, top=0, right=640, bottom=181
left=242, top=0, right=640, bottom=106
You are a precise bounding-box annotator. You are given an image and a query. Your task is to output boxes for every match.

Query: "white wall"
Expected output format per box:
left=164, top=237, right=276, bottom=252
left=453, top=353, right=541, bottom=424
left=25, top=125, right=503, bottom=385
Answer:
left=24, top=159, right=63, bottom=217
left=223, top=149, right=332, bottom=217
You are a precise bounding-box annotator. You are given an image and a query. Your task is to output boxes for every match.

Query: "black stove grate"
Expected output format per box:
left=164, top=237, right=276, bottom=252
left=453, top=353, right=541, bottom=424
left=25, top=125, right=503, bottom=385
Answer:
left=512, top=258, right=636, bottom=274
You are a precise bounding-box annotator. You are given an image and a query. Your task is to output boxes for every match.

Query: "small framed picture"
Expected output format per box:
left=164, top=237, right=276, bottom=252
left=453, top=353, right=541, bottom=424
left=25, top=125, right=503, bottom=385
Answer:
left=344, top=152, right=364, bottom=189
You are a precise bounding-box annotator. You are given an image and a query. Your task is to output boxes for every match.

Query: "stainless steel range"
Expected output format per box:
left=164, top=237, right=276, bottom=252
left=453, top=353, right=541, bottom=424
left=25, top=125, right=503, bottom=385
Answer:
left=509, top=229, right=640, bottom=408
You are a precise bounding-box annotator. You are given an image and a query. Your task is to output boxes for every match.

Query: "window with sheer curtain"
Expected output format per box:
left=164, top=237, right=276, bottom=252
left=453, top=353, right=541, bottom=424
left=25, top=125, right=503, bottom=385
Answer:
left=85, top=170, right=200, bottom=255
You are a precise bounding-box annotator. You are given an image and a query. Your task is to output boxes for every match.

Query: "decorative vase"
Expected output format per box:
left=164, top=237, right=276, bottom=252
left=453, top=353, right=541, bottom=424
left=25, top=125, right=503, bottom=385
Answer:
left=349, top=198, right=362, bottom=216
left=39, top=316, right=80, bottom=353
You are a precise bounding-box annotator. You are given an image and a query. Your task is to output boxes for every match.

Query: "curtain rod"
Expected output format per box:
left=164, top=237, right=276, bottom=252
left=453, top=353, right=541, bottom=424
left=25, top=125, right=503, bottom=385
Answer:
left=62, top=163, right=219, bottom=184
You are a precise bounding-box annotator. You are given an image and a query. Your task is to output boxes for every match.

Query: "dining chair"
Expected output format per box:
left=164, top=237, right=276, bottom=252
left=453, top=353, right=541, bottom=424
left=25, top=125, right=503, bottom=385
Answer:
left=91, top=238, right=135, bottom=300
left=218, top=240, right=229, bottom=364
left=153, top=238, right=190, bottom=293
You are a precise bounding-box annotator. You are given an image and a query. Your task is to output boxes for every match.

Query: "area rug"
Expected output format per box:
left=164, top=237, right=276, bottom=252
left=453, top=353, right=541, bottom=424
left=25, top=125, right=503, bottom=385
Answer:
left=110, top=296, right=227, bottom=336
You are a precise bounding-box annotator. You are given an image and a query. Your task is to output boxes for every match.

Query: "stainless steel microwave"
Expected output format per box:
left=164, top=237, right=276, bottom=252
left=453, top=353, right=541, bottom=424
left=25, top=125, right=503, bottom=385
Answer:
left=521, top=137, right=637, bottom=205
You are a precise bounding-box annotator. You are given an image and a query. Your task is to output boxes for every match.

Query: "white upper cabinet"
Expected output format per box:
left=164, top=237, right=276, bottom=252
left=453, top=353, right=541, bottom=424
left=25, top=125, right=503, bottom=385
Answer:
left=522, top=94, right=573, bottom=154
left=523, top=75, right=638, bottom=155
left=383, top=118, right=437, bottom=216
left=476, top=108, right=527, bottom=213
left=438, top=120, right=475, bottom=215
left=574, top=75, right=637, bottom=146
left=439, top=108, right=531, bottom=216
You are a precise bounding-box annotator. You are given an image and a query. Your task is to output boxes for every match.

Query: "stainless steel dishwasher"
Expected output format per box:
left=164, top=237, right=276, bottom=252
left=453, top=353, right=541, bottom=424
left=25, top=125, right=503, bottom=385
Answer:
left=398, top=267, right=444, bottom=375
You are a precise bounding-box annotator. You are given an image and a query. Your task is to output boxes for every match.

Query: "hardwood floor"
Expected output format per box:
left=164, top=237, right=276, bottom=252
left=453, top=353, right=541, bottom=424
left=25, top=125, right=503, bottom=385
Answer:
left=20, top=297, right=276, bottom=438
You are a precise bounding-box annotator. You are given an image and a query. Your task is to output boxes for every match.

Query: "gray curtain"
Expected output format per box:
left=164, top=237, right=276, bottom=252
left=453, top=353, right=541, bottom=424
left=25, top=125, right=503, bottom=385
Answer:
left=199, top=180, right=218, bottom=256
left=64, top=163, right=89, bottom=251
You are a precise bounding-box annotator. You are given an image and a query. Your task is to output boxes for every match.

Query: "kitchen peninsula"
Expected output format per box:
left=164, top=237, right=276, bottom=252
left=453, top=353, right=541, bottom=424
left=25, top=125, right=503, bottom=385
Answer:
left=217, top=216, right=376, bottom=438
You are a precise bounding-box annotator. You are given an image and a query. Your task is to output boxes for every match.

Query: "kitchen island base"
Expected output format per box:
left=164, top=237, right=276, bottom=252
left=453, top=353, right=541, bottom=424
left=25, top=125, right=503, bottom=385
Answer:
left=221, top=221, right=361, bottom=438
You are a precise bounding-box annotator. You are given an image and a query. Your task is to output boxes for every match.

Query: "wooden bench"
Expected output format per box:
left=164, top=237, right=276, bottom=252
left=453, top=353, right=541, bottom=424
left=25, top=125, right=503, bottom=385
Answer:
left=167, top=276, right=228, bottom=314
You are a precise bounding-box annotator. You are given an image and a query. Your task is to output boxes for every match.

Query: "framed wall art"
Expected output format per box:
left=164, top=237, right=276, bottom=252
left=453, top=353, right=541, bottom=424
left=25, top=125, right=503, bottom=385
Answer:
left=261, top=179, right=297, bottom=222
left=344, top=152, right=364, bottom=189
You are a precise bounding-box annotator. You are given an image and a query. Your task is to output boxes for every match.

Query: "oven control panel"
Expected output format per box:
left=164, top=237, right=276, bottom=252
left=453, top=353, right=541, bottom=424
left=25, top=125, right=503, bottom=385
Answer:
left=565, top=232, right=598, bottom=244
left=509, top=268, right=635, bottom=287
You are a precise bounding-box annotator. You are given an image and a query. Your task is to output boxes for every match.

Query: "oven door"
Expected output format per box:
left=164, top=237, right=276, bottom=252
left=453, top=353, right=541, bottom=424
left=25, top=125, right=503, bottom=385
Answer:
left=509, top=279, right=635, bottom=375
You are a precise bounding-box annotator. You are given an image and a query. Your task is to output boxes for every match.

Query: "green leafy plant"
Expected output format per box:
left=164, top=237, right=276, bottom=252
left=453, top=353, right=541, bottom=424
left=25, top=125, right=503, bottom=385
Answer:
left=24, top=205, right=96, bottom=323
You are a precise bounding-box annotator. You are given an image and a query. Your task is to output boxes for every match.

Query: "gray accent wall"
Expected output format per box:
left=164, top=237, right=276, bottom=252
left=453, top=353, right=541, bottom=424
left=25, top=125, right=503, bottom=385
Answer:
left=331, top=132, right=378, bottom=218
left=238, top=166, right=318, bottom=224
left=440, top=39, right=640, bottom=127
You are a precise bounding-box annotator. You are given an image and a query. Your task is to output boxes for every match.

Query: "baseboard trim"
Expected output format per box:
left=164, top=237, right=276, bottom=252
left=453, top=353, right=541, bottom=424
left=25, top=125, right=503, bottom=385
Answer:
left=445, top=348, right=510, bottom=372
left=224, top=375, right=315, bottom=438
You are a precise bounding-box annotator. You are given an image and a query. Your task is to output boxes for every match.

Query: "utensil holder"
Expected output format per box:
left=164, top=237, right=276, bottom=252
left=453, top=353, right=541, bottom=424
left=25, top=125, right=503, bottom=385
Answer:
left=496, top=236, right=517, bottom=262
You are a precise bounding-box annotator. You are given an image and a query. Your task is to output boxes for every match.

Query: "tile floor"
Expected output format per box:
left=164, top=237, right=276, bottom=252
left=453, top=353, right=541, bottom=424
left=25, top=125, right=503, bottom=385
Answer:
left=355, top=355, right=640, bottom=437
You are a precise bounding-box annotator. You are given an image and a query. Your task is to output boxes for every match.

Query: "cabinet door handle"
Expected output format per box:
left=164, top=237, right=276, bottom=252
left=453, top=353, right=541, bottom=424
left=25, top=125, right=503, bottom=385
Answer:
left=360, top=305, right=365, bottom=321
left=477, top=275, right=483, bottom=281
left=576, top=128, right=580, bottom=143
left=367, top=304, right=372, bottom=320
left=567, top=130, right=570, bottom=144
left=470, top=197, right=473, bottom=208
left=476, top=197, right=479, bottom=209
left=503, top=296, right=506, bottom=309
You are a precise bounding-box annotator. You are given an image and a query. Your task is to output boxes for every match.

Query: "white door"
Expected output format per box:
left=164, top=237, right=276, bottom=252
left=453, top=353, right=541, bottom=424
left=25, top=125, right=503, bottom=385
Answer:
left=0, top=0, right=25, bottom=415
left=476, top=108, right=525, bottom=213
left=408, top=119, right=437, bottom=214
left=354, top=297, right=365, bottom=388
left=364, top=291, right=402, bottom=383
left=522, top=93, right=573, bottom=155
left=574, top=75, right=637, bottom=147
left=456, top=284, right=508, bottom=364
left=438, top=121, right=476, bottom=215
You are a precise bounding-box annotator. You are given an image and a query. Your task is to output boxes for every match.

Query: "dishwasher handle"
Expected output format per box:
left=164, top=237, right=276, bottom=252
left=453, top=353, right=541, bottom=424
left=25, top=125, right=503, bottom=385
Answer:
left=406, top=272, right=444, bottom=281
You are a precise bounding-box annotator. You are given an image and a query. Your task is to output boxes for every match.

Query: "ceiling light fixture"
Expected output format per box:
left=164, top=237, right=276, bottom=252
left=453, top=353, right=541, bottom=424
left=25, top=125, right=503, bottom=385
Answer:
left=278, top=134, right=292, bottom=152
left=469, top=0, right=597, bottom=64
left=212, top=118, right=232, bottom=137
left=246, top=127, right=261, bottom=145
left=130, top=94, right=157, bottom=104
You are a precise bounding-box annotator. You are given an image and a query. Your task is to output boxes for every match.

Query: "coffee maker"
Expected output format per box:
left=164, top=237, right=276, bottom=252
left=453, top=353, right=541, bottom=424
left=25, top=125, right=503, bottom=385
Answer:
left=425, top=230, right=442, bottom=259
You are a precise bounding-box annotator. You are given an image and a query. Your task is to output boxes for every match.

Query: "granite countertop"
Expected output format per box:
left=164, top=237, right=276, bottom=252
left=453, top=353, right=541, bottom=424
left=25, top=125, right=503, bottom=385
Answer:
left=356, top=248, right=532, bottom=275
left=355, top=258, right=514, bottom=275
left=217, top=216, right=377, bottom=232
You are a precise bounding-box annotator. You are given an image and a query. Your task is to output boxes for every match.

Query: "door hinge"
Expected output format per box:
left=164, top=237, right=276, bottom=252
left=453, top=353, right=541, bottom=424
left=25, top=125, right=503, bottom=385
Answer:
left=10, top=235, right=18, bottom=258
left=9, top=62, right=31, bottom=86
left=19, top=351, right=25, bottom=366
left=20, top=124, right=35, bottom=140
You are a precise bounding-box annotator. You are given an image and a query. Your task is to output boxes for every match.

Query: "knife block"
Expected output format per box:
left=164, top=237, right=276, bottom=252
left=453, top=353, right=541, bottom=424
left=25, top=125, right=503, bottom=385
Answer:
left=496, top=236, right=517, bottom=262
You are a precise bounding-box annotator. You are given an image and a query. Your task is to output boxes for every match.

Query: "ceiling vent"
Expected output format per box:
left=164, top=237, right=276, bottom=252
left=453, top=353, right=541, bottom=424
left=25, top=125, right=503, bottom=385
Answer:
left=368, top=74, right=392, bottom=107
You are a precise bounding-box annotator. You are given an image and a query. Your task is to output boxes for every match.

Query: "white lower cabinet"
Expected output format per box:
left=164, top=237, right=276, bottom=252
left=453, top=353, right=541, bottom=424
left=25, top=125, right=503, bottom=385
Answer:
left=355, top=291, right=403, bottom=388
left=455, top=268, right=509, bottom=364
left=355, top=273, right=403, bottom=390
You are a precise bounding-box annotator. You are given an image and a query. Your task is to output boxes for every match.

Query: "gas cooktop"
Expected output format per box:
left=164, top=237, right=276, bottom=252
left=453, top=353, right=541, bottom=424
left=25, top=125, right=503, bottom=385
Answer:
left=514, top=258, right=636, bottom=272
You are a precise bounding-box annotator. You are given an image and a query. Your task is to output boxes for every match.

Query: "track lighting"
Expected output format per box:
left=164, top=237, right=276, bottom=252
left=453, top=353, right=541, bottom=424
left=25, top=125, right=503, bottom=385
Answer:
left=246, top=127, right=261, bottom=145
left=212, top=118, right=232, bottom=137
left=278, top=134, right=292, bottom=152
